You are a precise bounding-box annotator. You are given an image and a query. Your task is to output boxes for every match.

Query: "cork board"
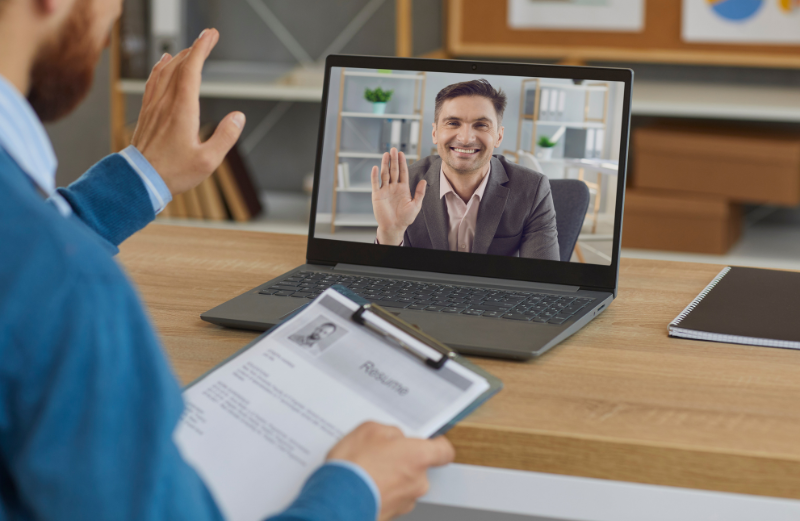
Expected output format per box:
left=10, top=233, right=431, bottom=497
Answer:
left=446, top=0, right=800, bottom=69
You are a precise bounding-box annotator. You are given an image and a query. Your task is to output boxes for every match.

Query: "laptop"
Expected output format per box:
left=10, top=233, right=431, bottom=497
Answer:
left=201, top=54, right=632, bottom=360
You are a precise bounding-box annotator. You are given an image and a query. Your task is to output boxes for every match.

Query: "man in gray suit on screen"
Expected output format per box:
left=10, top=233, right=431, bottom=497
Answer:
left=371, top=79, right=560, bottom=260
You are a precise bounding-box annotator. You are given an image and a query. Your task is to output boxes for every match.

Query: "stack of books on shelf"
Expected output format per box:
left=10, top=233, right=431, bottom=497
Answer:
left=161, top=143, right=263, bottom=222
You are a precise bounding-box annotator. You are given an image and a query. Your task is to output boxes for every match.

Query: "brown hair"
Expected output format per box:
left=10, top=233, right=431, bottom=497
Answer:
left=433, top=79, right=507, bottom=125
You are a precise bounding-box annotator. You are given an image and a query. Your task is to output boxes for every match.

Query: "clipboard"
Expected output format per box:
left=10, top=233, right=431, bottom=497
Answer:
left=185, top=284, right=503, bottom=438
left=331, top=285, right=503, bottom=437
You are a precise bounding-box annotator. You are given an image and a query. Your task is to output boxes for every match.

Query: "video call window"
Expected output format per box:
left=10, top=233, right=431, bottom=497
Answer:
left=314, top=67, right=625, bottom=266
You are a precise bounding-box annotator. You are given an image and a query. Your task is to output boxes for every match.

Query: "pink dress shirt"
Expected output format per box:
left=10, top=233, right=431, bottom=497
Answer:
left=439, top=164, right=491, bottom=253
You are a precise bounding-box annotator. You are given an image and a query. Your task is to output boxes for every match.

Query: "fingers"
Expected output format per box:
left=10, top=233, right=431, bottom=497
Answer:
left=145, top=47, right=192, bottom=120
left=380, top=152, right=390, bottom=188
left=179, top=28, right=220, bottom=103
left=418, top=436, right=456, bottom=467
left=398, top=150, right=409, bottom=184
left=389, top=148, right=400, bottom=184
left=371, top=166, right=380, bottom=193
left=202, top=111, right=246, bottom=169
left=142, top=53, right=171, bottom=110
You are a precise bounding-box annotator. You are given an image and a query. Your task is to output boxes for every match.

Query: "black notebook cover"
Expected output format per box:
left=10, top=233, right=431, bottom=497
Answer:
left=669, top=266, right=800, bottom=349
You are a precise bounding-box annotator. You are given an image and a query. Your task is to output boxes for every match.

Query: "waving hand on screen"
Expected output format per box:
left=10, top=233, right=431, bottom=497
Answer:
left=371, top=148, right=427, bottom=246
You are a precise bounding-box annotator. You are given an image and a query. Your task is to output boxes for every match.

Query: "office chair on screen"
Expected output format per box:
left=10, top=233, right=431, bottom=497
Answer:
left=549, top=179, right=590, bottom=263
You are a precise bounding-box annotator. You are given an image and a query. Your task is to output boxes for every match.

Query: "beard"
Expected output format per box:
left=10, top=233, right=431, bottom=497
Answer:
left=27, top=0, right=100, bottom=122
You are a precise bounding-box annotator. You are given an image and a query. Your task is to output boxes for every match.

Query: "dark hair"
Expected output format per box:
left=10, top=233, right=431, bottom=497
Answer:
left=433, top=79, right=507, bottom=125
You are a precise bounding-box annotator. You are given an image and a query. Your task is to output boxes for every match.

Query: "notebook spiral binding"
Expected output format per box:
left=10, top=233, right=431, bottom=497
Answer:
left=669, top=266, right=731, bottom=328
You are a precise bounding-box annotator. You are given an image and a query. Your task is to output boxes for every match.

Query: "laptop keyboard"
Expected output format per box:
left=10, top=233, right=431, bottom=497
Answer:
left=258, top=271, right=597, bottom=325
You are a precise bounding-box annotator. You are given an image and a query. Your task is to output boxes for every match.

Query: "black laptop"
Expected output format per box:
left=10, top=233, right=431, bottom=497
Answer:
left=201, top=54, right=632, bottom=360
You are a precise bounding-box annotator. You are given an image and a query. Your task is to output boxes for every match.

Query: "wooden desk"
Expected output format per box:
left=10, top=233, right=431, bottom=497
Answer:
left=119, top=224, right=800, bottom=506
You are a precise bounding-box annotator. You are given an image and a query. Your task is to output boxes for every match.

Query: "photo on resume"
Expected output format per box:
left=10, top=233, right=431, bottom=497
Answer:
left=286, top=315, right=349, bottom=357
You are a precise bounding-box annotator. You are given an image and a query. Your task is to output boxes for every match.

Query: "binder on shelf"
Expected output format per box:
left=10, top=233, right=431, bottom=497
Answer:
left=336, top=163, right=350, bottom=190
left=564, top=128, right=588, bottom=159
left=540, top=89, right=550, bottom=120
left=585, top=128, right=596, bottom=159
left=399, top=119, right=410, bottom=154
left=557, top=91, right=566, bottom=120
left=549, top=89, right=559, bottom=120
left=524, top=88, right=536, bottom=116
left=120, top=0, right=149, bottom=79
left=594, top=129, right=605, bottom=159
left=390, top=119, right=402, bottom=150
left=175, top=286, right=502, bottom=521
left=408, top=121, right=420, bottom=156
left=150, top=0, right=184, bottom=66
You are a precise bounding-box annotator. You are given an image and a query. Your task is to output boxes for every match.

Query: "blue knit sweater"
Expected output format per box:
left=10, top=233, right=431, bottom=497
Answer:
left=0, top=149, right=376, bottom=521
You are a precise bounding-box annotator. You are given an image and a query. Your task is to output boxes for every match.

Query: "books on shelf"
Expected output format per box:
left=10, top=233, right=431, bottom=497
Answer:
left=225, top=144, right=263, bottom=219
left=380, top=119, right=419, bottom=154
left=157, top=125, right=263, bottom=222
left=408, top=121, right=420, bottom=156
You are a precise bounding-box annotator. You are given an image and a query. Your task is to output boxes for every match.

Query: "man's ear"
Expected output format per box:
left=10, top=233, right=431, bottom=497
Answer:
left=431, top=122, right=438, bottom=144
left=494, top=125, right=504, bottom=149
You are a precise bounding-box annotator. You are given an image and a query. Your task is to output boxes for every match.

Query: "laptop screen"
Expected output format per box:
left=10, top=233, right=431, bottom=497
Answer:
left=311, top=64, right=625, bottom=267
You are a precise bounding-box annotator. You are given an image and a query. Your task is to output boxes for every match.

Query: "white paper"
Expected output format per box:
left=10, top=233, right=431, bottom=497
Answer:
left=682, top=0, right=800, bottom=44
left=508, top=0, right=645, bottom=32
left=175, top=288, right=490, bottom=521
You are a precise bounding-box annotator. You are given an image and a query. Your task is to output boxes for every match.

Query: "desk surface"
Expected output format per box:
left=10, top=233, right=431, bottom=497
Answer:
left=119, top=224, right=800, bottom=500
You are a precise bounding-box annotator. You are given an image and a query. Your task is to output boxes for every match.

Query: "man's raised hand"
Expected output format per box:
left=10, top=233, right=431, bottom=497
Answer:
left=131, top=29, right=245, bottom=196
left=371, top=148, right=427, bottom=246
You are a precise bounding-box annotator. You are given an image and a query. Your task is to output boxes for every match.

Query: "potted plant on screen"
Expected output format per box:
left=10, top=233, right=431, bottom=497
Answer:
left=365, top=87, right=393, bottom=114
left=537, top=135, right=556, bottom=160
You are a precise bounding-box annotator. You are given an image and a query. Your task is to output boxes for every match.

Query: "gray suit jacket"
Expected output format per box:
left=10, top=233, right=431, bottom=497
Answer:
left=403, top=155, right=560, bottom=260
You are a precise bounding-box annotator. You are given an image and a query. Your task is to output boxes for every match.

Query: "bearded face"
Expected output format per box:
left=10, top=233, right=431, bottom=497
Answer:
left=27, top=0, right=101, bottom=122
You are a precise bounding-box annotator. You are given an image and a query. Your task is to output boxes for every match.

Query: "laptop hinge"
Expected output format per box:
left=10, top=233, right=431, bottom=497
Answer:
left=333, top=263, right=580, bottom=293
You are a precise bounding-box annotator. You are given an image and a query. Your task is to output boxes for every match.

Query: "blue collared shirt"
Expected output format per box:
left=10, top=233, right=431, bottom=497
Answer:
left=0, top=74, right=172, bottom=215
left=0, top=72, right=380, bottom=520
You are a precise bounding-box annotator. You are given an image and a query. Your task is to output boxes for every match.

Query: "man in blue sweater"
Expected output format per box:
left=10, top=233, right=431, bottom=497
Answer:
left=0, top=0, right=455, bottom=520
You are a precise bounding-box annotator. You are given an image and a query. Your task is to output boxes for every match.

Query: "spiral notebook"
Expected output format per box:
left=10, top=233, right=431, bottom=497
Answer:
left=669, top=266, right=800, bottom=349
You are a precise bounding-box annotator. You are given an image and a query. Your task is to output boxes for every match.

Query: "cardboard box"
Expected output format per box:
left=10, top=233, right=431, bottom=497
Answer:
left=633, top=125, right=800, bottom=206
left=622, top=188, right=742, bottom=254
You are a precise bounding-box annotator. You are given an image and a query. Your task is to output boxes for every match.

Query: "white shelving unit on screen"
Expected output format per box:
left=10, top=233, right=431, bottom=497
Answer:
left=330, top=69, right=426, bottom=233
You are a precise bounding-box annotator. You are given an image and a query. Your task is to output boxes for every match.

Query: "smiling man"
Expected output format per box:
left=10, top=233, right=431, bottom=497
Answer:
left=371, top=79, right=559, bottom=260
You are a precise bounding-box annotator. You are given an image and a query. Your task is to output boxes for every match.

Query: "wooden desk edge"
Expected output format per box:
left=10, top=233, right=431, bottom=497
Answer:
left=449, top=423, right=800, bottom=500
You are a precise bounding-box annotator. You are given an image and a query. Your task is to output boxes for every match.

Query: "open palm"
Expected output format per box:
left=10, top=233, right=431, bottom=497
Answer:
left=371, top=148, right=427, bottom=246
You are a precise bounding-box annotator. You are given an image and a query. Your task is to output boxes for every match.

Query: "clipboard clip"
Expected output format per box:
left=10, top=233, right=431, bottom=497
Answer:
left=352, top=303, right=456, bottom=370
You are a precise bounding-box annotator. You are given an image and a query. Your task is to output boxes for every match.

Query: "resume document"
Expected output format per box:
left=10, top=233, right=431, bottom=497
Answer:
left=175, top=288, right=491, bottom=521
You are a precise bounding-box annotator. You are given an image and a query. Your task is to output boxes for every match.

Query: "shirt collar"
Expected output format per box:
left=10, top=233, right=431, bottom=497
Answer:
left=440, top=161, right=491, bottom=202
left=0, top=73, right=58, bottom=196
